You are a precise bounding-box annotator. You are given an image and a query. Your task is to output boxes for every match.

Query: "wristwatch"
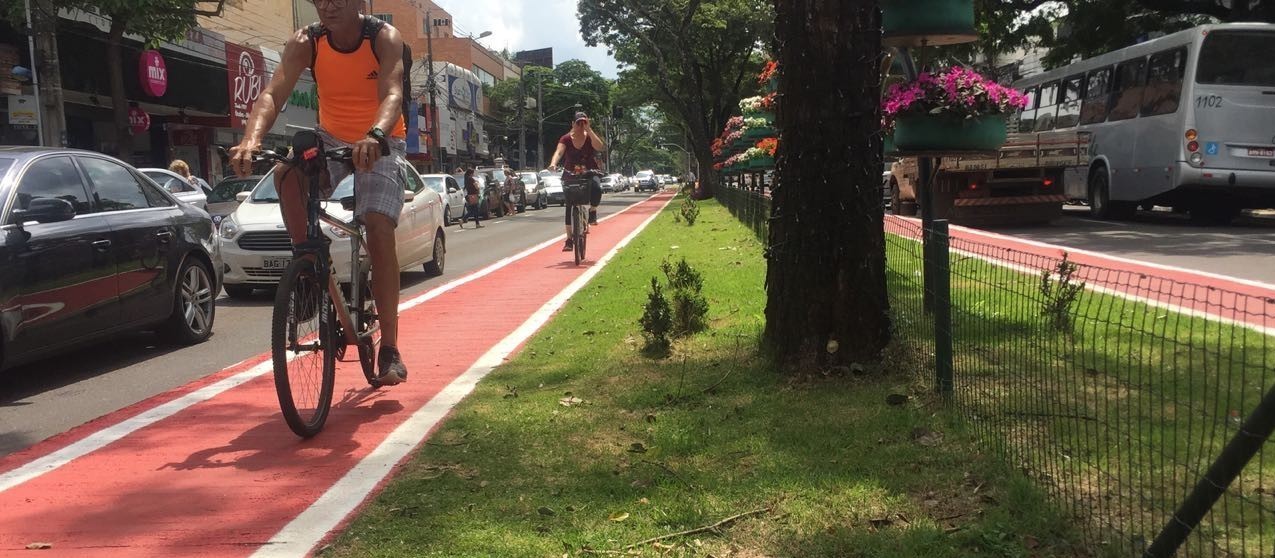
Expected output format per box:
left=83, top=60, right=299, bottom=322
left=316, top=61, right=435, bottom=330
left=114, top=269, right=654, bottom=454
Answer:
left=366, top=127, right=389, bottom=154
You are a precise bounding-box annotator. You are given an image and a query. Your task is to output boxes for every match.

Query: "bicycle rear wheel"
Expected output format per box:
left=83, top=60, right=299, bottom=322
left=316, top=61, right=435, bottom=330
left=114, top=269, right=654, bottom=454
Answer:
left=271, top=257, right=336, bottom=438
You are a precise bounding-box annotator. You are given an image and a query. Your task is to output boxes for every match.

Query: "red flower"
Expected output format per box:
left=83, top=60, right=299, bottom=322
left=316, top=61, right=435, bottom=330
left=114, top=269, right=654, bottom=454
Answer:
left=757, top=60, right=779, bottom=85
left=760, top=92, right=778, bottom=111
left=756, top=137, right=778, bottom=157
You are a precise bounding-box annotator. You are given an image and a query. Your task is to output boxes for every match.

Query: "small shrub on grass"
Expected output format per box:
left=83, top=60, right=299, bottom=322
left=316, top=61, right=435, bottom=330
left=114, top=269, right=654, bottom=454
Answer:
left=1039, top=252, right=1085, bottom=332
left=639, top=277, right=673, bottom=352
left=661, top=258, right=709, bottom=336
left=679, top=195, right=700, bottom=226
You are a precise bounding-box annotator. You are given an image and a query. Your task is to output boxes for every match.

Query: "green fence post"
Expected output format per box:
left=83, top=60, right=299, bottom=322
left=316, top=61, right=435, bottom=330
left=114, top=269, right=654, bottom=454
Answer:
left=928, top=219, right=954, bottom=395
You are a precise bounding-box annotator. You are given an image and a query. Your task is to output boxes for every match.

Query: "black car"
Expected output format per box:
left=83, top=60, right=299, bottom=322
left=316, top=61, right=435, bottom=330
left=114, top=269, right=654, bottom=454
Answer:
left=0, top=147, right=219, bottom=370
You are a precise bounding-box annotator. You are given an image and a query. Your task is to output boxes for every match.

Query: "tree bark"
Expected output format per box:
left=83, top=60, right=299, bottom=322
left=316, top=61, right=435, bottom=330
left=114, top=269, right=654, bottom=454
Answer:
left=106, top=16, right=133, bottom=160
left=763, top=0, right=891, bottom=369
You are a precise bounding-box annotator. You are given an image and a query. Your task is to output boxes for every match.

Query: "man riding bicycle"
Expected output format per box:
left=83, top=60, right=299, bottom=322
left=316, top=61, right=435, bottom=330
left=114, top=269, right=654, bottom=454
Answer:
left=228, top=0, right=410, bottom=385
left=548, top=111, right=606, bottom=251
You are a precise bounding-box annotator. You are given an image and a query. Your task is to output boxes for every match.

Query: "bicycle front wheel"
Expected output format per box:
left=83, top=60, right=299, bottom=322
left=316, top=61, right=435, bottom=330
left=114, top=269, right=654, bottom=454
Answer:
left=271, top=257, right=336, bottom=438
left=571, top=207, right=584, bottom=266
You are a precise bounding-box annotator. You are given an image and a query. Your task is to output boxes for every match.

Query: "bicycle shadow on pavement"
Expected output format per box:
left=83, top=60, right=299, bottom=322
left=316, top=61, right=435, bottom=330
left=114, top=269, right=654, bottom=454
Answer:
left=160, top=395, right=404, bottom=473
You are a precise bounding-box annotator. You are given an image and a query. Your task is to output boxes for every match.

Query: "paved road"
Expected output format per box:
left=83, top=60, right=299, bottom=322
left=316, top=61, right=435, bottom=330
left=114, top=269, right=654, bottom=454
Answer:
left=0, top=191, right=653, bottom=457
left=989, top=207, right=1275, bottom=285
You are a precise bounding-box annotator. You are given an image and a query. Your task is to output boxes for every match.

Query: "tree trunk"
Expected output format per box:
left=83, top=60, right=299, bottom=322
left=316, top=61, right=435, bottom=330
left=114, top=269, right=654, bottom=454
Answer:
left=106, top=17, right=133, bottom=160
left=691, top=128, right=716, bottom=198
left=763, top=0, right=891, bottom=369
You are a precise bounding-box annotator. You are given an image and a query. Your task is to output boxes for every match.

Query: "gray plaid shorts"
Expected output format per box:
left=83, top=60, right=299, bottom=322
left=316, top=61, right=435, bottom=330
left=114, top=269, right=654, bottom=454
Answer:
left=317, top=127, right=406, bottom=227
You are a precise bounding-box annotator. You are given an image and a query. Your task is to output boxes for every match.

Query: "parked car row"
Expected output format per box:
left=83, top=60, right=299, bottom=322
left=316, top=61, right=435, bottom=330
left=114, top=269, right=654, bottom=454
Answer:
left=0, top=147, right=220, bottom=371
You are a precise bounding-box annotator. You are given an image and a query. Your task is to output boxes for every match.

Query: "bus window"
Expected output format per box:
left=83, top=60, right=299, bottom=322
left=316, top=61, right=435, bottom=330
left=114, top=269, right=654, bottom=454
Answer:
left=1108, top=58, right=1146, bottom=121
left=1142, top=48, right=1186, bottom=117
left=1056, top=74, right=1085, bottom=128
left=1080, top=67, right=1112, bottom=125
left=1196, top=30, right=1275, bottom=86
left=1018, top=86, right=1039, bottom=132
left=1034, top=81, right=1060, bottom=131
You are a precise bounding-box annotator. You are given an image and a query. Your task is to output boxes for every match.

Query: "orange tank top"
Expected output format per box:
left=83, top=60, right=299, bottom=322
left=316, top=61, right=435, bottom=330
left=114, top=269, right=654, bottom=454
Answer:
left=309, top=17, right=406, bottom=144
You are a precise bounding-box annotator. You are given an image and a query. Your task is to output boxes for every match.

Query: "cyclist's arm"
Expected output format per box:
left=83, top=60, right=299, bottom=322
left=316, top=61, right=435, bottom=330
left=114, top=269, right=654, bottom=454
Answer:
left=371, top=25, right=406, bottom=137
left=240, top=29, right=310, bottom=149
left=585, top=127, right=606, bottom=152
left=548, top=141, right=566, bottom=169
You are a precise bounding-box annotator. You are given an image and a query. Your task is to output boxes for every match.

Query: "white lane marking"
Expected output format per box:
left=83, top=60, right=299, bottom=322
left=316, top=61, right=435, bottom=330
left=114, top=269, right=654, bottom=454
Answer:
left=0, top=196, right=658, bottom=493
left=890, top=215, right=1275, bottom=292
left=253, top=194, right=675, bottom=557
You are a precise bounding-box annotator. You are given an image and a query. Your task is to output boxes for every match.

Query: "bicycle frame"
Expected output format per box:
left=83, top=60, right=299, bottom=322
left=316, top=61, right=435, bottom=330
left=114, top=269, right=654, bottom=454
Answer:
left=297, top=171, right=377, bottom=348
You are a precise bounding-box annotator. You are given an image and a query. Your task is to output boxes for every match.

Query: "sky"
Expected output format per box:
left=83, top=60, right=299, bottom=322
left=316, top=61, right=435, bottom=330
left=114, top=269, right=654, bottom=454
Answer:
left=432, top=0, right=622, bottom=79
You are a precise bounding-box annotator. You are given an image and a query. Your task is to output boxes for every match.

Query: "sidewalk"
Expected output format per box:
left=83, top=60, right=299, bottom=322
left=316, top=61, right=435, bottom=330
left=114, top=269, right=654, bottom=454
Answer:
left=0, top=191, right=675, bottom=557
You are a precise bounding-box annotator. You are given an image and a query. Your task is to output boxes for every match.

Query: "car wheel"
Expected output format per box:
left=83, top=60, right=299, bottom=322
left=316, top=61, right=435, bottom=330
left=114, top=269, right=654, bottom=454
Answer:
left=424, top=232, right=445, bottom=277
left=443, top=206, right=452, bottom=226
left=224, top=284, right=255, bottom=299
left=162, top=257, right=216, bottom=344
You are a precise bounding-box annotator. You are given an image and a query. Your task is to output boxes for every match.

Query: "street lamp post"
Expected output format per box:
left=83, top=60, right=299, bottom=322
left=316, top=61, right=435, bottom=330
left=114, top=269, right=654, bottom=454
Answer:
left=536, top=95, right=581, bottom=169
left=425, top=10, right=439, bottom=171
left=660, top=142, right=698, bottom=179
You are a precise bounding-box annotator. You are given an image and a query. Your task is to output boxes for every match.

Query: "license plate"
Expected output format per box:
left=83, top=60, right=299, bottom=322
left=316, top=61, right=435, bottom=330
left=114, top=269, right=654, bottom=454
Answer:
left=263, top=257, right=290, bottom=270
left=1247, top=147, right=1275, bottom=158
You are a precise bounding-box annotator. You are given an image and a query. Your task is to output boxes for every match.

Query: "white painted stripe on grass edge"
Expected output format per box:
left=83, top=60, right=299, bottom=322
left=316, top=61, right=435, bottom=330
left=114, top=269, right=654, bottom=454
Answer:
left=252, top=194, right=675, bottom=558
left=889, top=215, right=1275, bottom=292
left=0, top=196, right=659, bottom=494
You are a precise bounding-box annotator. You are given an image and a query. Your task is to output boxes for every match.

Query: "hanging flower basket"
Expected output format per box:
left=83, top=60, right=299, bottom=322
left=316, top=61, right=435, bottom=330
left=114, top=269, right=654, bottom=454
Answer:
left=893, top=114, right=1008, bottom=152
left=882, top=67, right=1026, bottom=154
left=748, top=156, right=775, bottom=169
left=880, top=0, right=977, bottom=47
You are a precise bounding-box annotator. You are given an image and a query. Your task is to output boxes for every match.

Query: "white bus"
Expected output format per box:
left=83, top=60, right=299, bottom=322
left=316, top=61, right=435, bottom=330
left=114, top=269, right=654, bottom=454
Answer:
left=1012, top=23, right=1275, bottom=223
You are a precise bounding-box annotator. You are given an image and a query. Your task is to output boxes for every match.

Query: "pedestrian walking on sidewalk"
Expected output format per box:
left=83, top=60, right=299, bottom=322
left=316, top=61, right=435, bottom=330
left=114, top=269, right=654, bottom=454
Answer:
left=461, top=168, right=483, bottom=228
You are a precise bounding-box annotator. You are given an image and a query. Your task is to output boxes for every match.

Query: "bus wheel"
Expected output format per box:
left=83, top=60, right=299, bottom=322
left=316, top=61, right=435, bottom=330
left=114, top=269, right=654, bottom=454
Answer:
left=1088, top=169, right=1134, bottom=220
left=889, top=179, right=901, bottom=214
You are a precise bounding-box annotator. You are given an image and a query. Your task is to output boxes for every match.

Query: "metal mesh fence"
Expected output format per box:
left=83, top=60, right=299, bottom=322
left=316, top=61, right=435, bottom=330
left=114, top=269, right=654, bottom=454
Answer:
left=717, top=183, right=1275, bottom=556
left=714, top=179, right=770, bottom=241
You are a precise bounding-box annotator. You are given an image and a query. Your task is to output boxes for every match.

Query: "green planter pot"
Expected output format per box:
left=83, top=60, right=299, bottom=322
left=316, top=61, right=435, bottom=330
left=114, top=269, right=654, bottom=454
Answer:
left=763, top=76, right=778, bottom=94
left=748, top=156, right=775, bottom=169
left=893, top=114, right=1007, bottom=153
left=883, top=134, right=896, bottom=156
left=733, top=138, right=753, bottom=150
left=744, top=126, right=775, bottom=140
left=880, top=0, right=977, bottom=47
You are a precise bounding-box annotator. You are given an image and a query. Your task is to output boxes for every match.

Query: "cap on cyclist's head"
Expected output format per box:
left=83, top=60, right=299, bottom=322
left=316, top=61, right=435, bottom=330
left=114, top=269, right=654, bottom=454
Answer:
left=574, top=112, right=589, bottom=124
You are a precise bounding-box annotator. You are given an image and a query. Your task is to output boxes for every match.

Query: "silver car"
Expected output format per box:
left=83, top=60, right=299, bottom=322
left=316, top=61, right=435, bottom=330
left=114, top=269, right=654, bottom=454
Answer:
left=140, top=168, right=210, bottom=210
left=518, top=171, right=547, bottom=210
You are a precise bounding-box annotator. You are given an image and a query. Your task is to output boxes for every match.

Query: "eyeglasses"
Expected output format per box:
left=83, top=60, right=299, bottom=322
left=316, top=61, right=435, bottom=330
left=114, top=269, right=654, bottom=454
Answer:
left=310, top=0, right=348, bottom=9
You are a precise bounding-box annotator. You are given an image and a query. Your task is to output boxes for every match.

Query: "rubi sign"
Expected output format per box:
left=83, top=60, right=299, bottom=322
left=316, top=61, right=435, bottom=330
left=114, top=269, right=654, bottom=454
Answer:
left=128, top=106, right=150, bottom=134
left=225, top=42, right=266, bottom=129
left=138, top=50, right=167, bottom=97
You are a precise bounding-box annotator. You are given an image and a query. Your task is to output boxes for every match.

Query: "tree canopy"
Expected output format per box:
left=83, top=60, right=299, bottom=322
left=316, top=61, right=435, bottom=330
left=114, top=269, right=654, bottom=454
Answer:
left=579, top=0, right=772, bottom=195
left=973, top=0, right=1265, bottom=70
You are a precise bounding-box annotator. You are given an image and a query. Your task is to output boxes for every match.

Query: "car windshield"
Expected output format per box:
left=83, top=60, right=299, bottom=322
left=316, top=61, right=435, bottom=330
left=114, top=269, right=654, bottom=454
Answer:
left=637, top=171, right=653, bottom=178
left=0, top=158, right=12, bottom=181
left=1197, top=31, right=1275, bottom=86
left=519, top=172, right=537, bottom=183
left=210, top=177, right=261, bottom=202
left=489, top=169, right=507, bottom=182
left=422, top=175, right=445, bottom=193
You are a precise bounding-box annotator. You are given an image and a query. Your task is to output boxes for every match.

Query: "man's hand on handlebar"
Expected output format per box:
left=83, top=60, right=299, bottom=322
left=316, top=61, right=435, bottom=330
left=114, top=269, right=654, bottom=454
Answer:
left=352, top=136, right=384, bottom=172
left=228, top=141, right=261, bottom=178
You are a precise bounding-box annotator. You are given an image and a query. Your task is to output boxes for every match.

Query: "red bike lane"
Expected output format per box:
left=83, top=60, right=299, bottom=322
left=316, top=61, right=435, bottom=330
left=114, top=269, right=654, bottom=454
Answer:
left=0, top=191, right=675, bottom=557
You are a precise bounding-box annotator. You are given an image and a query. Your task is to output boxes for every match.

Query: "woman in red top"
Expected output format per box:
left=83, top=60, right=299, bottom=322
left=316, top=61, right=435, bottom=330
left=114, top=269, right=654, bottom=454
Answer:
left=549, top=111, right=606, bottom=251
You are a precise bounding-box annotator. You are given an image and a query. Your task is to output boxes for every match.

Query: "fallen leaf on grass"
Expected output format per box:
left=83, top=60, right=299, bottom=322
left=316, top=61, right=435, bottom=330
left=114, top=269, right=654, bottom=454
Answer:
left=25, top=543, right=52, bottom=550
left=538, top=506, right=556, bottom=516
left=559, top=396, right=584, bottom=407
left=609, top=512, right=630, bottom=522
left=628, top=442, right=648, bottom=453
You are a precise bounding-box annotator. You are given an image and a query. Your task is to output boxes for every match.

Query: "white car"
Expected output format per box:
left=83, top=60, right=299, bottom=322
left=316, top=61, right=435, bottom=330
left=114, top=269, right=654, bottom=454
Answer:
left=600, top=175, right=618, bottom=193
left=140, top=168, right=210, bottom=210
left=218, top=158, right=447, bottom=298
left=424, top=173, right=465, bottom=225
left=518, top=171, right=547, bottom=209
left=542, top=174, right=566, bottom=206
left=635, top=170, right=658, bottom=192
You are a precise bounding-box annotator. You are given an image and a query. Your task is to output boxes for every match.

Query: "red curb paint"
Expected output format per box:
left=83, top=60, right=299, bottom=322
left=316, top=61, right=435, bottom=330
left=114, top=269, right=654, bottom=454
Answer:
left=0, top=192, right=675, bottom=556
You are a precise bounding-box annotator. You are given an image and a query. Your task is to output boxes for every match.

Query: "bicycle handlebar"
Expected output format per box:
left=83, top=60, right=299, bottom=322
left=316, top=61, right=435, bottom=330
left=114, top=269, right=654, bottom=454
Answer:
left=216, top=145, right=354, bottom=165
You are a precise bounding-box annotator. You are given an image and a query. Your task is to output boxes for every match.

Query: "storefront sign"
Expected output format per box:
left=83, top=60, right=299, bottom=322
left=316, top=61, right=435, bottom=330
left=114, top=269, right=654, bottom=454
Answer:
left=128, top=106, right=150, bottom=134
left=225, top=42, right=266, bottom=129
left=7, top=95, right=38, bottom=126
left=138, top=50, right=168, bottom=97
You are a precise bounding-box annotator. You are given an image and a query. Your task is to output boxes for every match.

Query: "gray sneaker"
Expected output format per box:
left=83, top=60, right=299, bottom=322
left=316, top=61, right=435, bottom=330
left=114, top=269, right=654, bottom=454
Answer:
left=377, top=346, right=408, bottom=385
